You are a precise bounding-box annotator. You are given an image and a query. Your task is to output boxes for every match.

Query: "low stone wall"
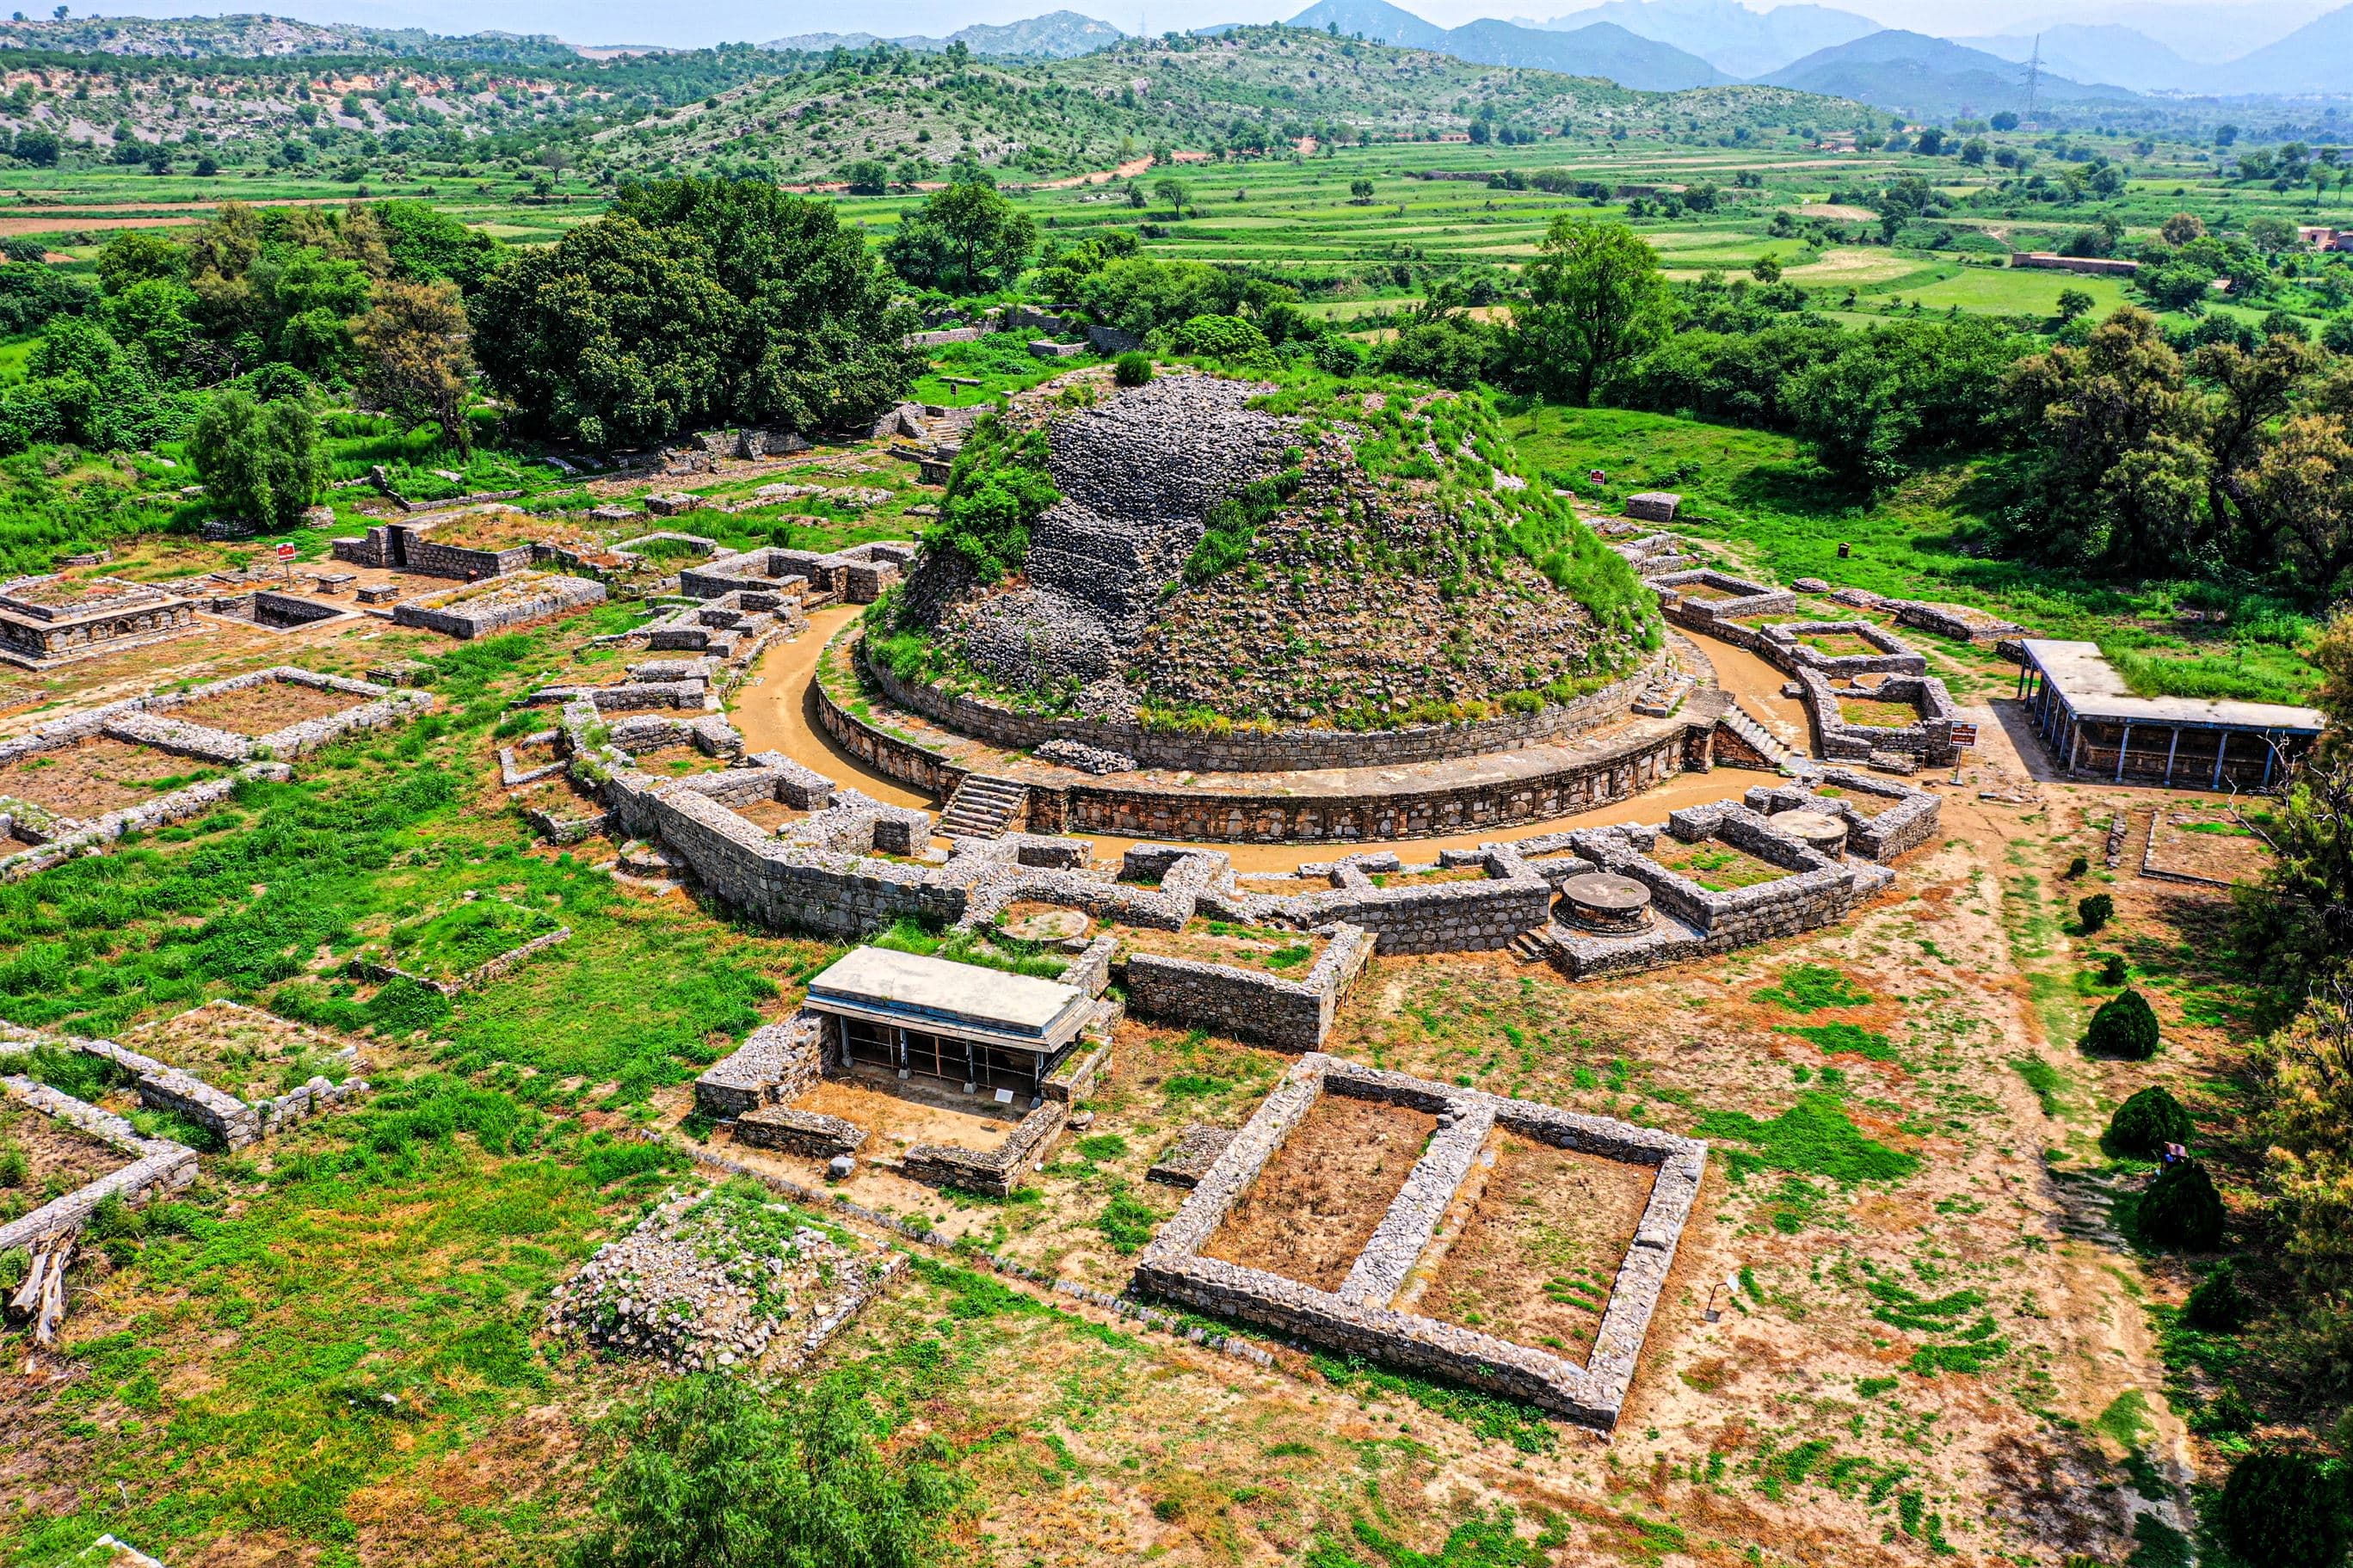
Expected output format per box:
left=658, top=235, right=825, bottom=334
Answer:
left=734, top=1104, right=867, bottom=1158
left=1119, top=923, right=1375, bottom=1049
left=0, top=1074, right=199, bottom=1251
left=0, top=762, right=289, bottom=881
left=1651, top=569, right=1798, bottom=630
left=1132, top=1053, right=1704, bottom=1431
left=693, top=1012, right=830, bottom=1118
left=1796, top=668, right=1959, bottom=766
left=902, top=1099, right=1066, bottom=1196
left=393, top=573, right=607, bottom=638
left=1744, top=768, right=1943, bottom=863
left=1757, top=621, right=1925, bottom=678
left=858, top=631, right=1662, bottom=774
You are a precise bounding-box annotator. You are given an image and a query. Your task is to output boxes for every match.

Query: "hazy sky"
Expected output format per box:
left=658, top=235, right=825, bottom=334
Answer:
left=55, top=0, right=2333, bottom=57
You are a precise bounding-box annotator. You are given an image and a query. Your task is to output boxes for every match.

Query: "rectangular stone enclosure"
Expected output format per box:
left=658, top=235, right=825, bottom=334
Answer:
left=1134, top=1053, right=1704, bottom=1430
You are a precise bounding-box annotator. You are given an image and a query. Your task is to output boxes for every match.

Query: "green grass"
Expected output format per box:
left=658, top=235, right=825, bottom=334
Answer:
left=377, top=898, right=561, bottom=981
left=1697, top=1092, right=1919, bottom=1184
left=1753, top=963, right=1873, bottom=1015
left=1780, top=1022, right=1898, bottom=1061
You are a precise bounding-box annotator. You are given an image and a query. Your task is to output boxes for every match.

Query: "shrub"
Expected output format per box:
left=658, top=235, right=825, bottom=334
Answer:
left=2078, top=892, right=2116, bottom=932
left=2184, top=1261, right=2254, bottom=1332
left=2100, top=952, right=2128, bottom=985
left=2066, top=854, right=2089, bottom=877
left=2085, top=988, right=2161, bottom=1060
left=0, top=1140, right=23, bottom=1187
left=2211, top=1449, right=2347, bottom=1568
left=2136, top=1159, right=2226, bottom=1250
left=2104, top=1084, right=2193, bottom=1155
left=1112, top=351, right=1153, bottom=387
left=188, top=389, right=330, bottom=532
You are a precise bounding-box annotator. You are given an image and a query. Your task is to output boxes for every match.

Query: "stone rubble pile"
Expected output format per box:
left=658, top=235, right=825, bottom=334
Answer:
left=546, top=1186, right=892, bottom=1375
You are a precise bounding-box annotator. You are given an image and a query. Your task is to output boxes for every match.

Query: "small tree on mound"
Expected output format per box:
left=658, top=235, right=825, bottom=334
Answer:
left=2211, top=1448, right=2348, bottom=1568
left=2105, top=1083, right=2193, bottom=1155
left=2137, top=1159, right=2227, bottom=1250
left=2184, top=1260, right=2254, bottom=1331
left=2085, top=988, right=2161, bottom=1060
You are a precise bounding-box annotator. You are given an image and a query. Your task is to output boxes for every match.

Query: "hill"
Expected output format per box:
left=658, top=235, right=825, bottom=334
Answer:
left=765, top=11, right=1128, bottom=59
left=1760, top=29, right=2135, bottom=117
left=1534, top=0, right=1876, bottom=78
left=2211, top=3, right=2353, bottom=94
left=1959, top=25, right=2194, bottom=94
left=608, top=29, right=1831, bottom=183
left=0, top=12, right=578, bottom=61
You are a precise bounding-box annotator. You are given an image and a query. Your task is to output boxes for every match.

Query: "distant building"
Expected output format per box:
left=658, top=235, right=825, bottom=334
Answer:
left=2011, top=253, right=2140, bottom=276
left=2299, top=225, right=2353, bottom=252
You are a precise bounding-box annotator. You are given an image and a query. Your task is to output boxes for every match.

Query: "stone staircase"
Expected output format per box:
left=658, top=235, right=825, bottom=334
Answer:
left=1506, top=925, right=1559, bottom=964
left=1718, top=701, right=1808, bottom=775
left=939, top=773, right=1027, bottom=840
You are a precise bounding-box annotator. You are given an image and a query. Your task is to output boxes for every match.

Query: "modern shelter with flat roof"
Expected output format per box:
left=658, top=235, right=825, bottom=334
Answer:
left=802, top=946, right=1093, bottom=1103
left=2015, top=639, right=2325, bottom=789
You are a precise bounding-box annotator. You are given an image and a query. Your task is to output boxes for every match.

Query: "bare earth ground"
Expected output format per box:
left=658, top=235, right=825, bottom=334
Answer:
left=116, top=1002, right=358, bottom=1105
left=1204, top=1092, right=1436, bottom=1292
left=2144, top=803, right=2275, bottom=885
left=164, top=679, right=362, bottom=736
left=0, top=1097, right=125, bottom=1200
left=1413, top=1137, right=1658, bottom=1363
left=0, top=735, right=213, bottom=816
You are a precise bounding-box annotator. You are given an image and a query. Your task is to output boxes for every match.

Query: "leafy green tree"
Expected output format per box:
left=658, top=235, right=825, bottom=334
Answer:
left=2007, top=308, right=2209, bottom=569
left=880, top=179, right=1035, bottom=294
left=574, top=1372, right=964, bottom=1568
left=2079, top=892, right=2116, bottom=931
left=477, top=181, right=916, bottom=447
left=1152, top=175, right=1188, bottom=215
left=2055, top=288, right=2095, bottom=323
left=353, top=277, right=474, bottom=452
left=373, top=199, right=502, bottom=292
left=188, top=389, right=328, bottom=532
left=1505, top=218, right=1672, bottom=404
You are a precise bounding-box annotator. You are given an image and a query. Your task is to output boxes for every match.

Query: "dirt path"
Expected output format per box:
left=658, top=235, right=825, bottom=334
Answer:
left=729, top=610, right=1828, bottom=871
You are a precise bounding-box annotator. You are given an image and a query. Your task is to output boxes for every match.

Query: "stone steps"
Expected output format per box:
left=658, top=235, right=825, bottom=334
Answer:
left=1506, top=926, right=1558, bottom=964
left=939, top=773, right=1026, bottom=840
left=1718, top=701, right=1802, bottom=772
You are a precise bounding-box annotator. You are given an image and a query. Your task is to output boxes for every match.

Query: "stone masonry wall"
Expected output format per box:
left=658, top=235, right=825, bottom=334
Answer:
left=1119, top=923, right=1375, bottom=1049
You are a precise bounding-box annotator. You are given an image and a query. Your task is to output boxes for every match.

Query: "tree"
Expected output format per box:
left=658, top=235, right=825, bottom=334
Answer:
left=352, top=277, right=473, bottom=452
left=1152, top=175, right=1188, bottom=215
left=1348, top=177, right=1374, bottom=205
left=881, top=180, right=1035, bottom=295
left=2006, top=308, right=2209, bottom=569
left=1506, top=217, right=1672, bottom=405
left=1751, top=254, right=1783, bottom=284
left=575, top=1373, right=964, bottom=1568
left=2079, top=891, right=2116, bottom=931
left=476, top=181, right=917, bottom=447
left=2085, top=987, right=2159, bottom=1059
left=188, top=390, right=328, bottom=532
left=2211, top=1449, right=2346, bottom=1568
left=2161, top=211, right=2207, bottom=245
left=2054, top=287, right=2095, bottom=323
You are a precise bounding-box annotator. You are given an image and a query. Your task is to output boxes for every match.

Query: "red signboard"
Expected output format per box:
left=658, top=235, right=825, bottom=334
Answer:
left=1950, top=723, right=1979, bottom=747
left=274, top=542, right=297, bottom=560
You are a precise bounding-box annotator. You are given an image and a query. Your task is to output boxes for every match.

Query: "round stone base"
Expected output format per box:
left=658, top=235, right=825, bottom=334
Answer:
left=1560, top=871, right=1654, bottom=933
left=1770, top=808, right=1849, bottom=859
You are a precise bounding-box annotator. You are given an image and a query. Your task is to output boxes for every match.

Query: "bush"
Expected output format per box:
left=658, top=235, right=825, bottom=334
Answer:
left=2079, top=892, right=2116, bottom=932
left=2211, top=1448, right=2347, bottom=1568
left=2100, top=952, right=2128, bottom=985
left=2136, top=1159, right=2226, bottom=1250
left=2104, top=1084, right=2192, bottom=1155
left=574, top=1371, right=964, bottom=1568
left=1167, top=313, right=1273, bottom=365
left=2067, top=854, right=2090, bottom=877
left=2184, top=1261, right=2254, bottom=1332
left=2085, top=988, right=2161, bottom=1060
left=1112, top=351, right=1153, bottom=387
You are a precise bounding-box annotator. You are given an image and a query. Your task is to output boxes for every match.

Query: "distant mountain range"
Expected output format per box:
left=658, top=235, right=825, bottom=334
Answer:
left=1760, top=28, right=2134, bottom=115
left=765, top=9, right=1124, bottom=58
left=1959, top=24, right=2196, bottom=93
left=1531, top=0, right=1876, bottom=78
left=1286, top=0, right=1728, bottom=88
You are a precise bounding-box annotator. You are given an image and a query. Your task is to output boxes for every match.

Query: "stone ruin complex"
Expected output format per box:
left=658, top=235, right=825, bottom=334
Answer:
left=1135, top=1052, right=1705, bottom=1431
left=1, top=666, right=435, bottom=880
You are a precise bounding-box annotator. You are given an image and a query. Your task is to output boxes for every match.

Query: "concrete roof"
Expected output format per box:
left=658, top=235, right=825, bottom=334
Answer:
left=2023, top=640, right=2326, bottom=734
left=805, top=945, right=1089, bottom=1052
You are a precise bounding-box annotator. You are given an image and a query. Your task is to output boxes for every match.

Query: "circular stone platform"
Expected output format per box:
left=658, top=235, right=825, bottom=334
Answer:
left=1001, top=907, right=1092, bottom=941
left=1559, top=872, right=1654, bottom=932
left=1768, top=809, right=1848, bottom=858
